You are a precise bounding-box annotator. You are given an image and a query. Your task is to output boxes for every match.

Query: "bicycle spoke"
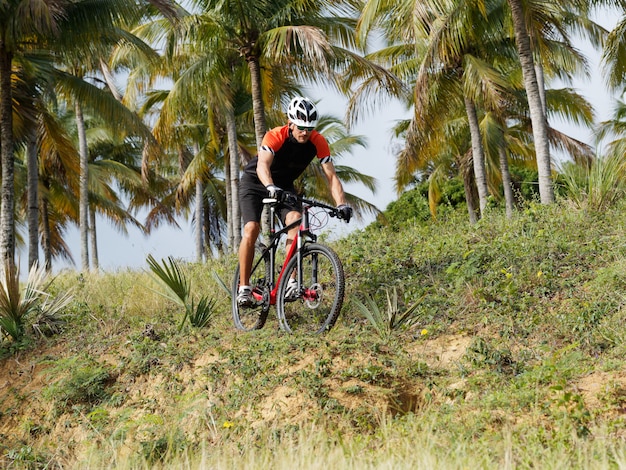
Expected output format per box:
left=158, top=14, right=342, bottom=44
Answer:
left=277, top=244, right=344, bottom=334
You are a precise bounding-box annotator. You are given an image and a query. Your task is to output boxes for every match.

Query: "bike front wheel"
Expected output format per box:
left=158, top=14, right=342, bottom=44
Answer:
left=276, top=243, right=345, bottom=334
left=232, top=244, right=271, bottom=331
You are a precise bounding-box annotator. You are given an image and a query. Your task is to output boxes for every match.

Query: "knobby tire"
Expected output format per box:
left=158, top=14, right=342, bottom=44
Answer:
left=276, top=243, right=345, bottom=334
left=232, top=244, right=271, bottom=331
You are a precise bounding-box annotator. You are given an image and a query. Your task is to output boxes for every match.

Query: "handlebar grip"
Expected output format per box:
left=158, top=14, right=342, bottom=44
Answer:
left=262, top=193, right=298, bottom=205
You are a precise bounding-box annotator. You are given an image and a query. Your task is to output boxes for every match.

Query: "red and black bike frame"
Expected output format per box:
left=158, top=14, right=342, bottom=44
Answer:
left=251, top=197, right=319, bottom=305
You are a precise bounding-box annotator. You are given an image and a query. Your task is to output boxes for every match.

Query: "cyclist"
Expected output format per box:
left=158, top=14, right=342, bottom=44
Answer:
left=237, top=96, right=353, bottom=307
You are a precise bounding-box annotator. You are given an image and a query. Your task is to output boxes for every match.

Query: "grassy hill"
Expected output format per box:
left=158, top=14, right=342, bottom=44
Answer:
left=2, top=199, right=626, bottom=468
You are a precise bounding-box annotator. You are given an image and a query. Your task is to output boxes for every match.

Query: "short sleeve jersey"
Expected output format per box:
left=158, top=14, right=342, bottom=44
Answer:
left=243, top=125, right=331, bottom=189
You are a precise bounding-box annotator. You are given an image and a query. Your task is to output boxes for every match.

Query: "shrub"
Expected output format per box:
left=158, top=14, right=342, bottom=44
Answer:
left=0, top=262, right=73, bottom=343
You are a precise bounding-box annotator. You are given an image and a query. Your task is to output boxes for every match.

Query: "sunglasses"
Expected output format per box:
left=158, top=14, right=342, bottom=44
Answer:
left=295, top=125, right=315, bottom=131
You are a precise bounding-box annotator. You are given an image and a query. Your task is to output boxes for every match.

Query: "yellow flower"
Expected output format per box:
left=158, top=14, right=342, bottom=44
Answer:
left=421, top=329, right=428, bottom=336
left=223, top=421, right=234, bottom=428
left=537, top=271, right=543, bottom=278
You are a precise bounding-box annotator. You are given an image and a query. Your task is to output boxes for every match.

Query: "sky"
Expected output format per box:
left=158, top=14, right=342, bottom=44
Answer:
left=21, top=8, right=623, bottom=275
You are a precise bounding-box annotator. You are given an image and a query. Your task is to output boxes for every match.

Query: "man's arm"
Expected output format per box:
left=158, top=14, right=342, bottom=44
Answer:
left=321, top=161, right=347, bottom=206
left=256, top=148, right=275, bottom=188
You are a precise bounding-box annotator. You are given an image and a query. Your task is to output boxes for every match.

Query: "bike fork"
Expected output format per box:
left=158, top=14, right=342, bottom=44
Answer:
left=296, top=232, right=303, bottom=289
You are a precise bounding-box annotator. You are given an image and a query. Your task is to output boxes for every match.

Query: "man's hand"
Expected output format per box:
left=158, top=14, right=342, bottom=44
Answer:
left=266, top=184, right=283, bottom=200
left=337, top=204, right=353, bottom=223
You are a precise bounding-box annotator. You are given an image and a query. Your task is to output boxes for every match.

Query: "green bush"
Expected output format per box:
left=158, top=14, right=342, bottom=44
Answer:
left=43, top=357, right=114, bottom=412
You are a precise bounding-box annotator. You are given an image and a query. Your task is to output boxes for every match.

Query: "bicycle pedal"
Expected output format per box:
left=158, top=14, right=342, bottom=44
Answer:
left=237, top=297, right=261, bottom=308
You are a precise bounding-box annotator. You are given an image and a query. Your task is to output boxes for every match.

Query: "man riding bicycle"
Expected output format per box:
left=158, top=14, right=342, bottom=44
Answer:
left=237, top=96, right=353, bottom=307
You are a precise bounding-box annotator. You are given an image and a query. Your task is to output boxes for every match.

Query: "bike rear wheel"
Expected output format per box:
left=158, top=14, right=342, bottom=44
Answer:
left=232, top=244, right=271, bottom=331
left=276, top=243, right=345, bottom=334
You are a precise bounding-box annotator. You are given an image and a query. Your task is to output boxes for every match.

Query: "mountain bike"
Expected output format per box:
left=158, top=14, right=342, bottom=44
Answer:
left=232, top=193, right=346, bottom=334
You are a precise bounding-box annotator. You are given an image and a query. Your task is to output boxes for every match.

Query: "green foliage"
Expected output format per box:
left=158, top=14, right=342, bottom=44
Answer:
left=559, top=155, right=626, bottom=211
left=374, top=178, right=467, bottom=229
left=140, top=430, right=188, bottom=465
left=43, top=357, right=113, bottom=412
left=378, top=188, right=431, bottom=228
left=6, top=445, right=48, bottom=467
left=352, top=287, right=423, bottom=340
left=146, top=255, right=215, bottom=330
left=0, top=261, right=73, bottom=343
left=509, top=166, right=540, bottom=202
left=463, top=337, right=519, bottom=375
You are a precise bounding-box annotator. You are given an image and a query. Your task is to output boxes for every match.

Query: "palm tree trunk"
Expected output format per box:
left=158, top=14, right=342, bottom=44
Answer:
left=498, top=143, right=515, bottom=218
left=246, top=56, right=267, bottom=149
left=89, top=207, right=99, bottom=270
left=225, top=153, right=233, bottom=250
left=225, top=106, right=241, bottom=252
left=462, top=164, right=479, bottom=225
left=41, top=196, right=52, bottom=272
left=195, top=179, right=204, bottom=262
left=26, top=125, right=40, bottom=269
left=0, top=43, right=16, bottom=270
left=535, top=62, right=547, bottom=112
left=246, top=55, right=272, bottom=236
left=76, top=101, right=90, bottom=271
left=464, top=96, right=489, bottom=217
left=507, top=0, right=554, bottom=204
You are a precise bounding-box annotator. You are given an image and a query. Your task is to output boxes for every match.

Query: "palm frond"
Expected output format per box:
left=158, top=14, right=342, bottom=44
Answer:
left=146, top=254, right=189, bottom=305
left=0, top=262, right=73, bottom=341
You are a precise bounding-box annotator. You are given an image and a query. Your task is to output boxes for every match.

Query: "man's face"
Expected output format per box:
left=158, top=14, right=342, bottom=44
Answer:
left=290, top=122, right=314, bottom=143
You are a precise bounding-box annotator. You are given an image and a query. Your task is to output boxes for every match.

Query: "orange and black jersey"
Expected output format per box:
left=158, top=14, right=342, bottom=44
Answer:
left=243, top=125, right=331, bottom=189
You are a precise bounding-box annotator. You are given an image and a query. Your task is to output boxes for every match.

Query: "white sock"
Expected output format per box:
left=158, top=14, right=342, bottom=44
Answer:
left=239, top=285, right=251, bottom=293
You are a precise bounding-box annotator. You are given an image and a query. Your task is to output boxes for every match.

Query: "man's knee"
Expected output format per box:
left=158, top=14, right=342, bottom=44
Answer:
left=242, top=221, right=260, bottom=240
left=285, top=210, right=300, bottom=226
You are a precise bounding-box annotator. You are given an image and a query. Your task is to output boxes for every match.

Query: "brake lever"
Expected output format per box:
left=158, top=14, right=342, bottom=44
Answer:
left=282, top=193, right=299, bottom=206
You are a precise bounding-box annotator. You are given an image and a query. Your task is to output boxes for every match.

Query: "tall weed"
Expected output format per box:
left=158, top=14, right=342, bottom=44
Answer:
left=352, top=287, right=423, bottom=339
left=146, top=255, right=215, bottom=329
left=0, top=261, right=72, bottom=342
left=560, top=154, right=626, bottom=211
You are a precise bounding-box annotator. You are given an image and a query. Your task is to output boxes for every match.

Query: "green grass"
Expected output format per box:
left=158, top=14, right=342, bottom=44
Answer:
left=4, top=199, right=626, bottom=468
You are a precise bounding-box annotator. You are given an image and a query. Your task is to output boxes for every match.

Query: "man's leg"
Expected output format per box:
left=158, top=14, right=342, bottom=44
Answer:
left=283, top=210, right=301, bottom=299
left=284, top=210, right=301, bottom=252
left=238, top=221, right=260, bottom=287
left=236, top=221, right=260, bottom=307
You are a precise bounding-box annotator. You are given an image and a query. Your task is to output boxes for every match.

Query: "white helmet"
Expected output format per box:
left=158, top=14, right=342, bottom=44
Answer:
left=287, top=96, right=318, bottom=128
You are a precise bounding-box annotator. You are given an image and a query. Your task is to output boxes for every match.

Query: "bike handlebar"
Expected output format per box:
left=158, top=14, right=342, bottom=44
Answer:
left=262, top=192, right=343, bottom=219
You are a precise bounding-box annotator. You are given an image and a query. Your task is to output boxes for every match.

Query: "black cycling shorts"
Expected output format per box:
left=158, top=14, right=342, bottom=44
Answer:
left=239, top=173, right=302, bottom=225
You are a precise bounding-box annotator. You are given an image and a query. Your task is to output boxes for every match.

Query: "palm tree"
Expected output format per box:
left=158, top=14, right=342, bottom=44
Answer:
left=1, top=0, right=171, bottom=272
left=357, top=0, right=605, bottom=220
left=504, top=0, right=615, bottom=203
left=126, top=2, right=387, bottom=255
left=361, top=1, right=601, bottom=217
left=597, top=94, right=626, bottom=158
left=506, top=0, right=555, bottom=204
left=189, top=0, right=404, bottom=150
left=371, top=0, right=513, bottom=218
left=601, top=6, right=626, bottom=93
left=55, top=40, right=165, bottom=270
left=116, top=8, right=242, bottom=257
left=6, top=52, right=45, bottom=269
left=0, top=0, right=70, bottom=270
